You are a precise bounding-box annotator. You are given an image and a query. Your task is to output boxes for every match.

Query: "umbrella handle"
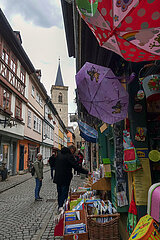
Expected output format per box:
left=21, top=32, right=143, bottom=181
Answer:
left=138, top=63, right=157, bottom=80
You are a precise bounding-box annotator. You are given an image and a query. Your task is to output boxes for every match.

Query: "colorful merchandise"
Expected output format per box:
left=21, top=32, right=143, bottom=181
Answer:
left=147, top=183, right=160, bottom=223
left=65, top=223, right=86, bottom=234
left=123, top=130, right=142, bottom=172
left=76, top=0, right=160, bottom=62
left=76, top=62, right=129, bottom=124
left=76, top=0, right=98, bottom=17
left=129, top=215, right=160, bottom=240
left=148, top=150, right=160, bottom=162
left=127, top=190, right=137, bottom=237
left=135, top=127, right=147, bottom=142
left=123, top=147, right=142, bottom=172
left=137, top=90, right=145, bottom=100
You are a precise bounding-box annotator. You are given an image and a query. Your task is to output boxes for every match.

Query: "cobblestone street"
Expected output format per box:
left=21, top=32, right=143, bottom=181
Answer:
left=0, top=166, right=85, bottom=240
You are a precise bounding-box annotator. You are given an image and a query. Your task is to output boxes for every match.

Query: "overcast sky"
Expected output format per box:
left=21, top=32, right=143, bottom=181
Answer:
left=0, top=0, right=77, bottom=119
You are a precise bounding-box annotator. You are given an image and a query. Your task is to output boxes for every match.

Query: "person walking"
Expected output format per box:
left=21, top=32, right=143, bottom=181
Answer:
left=48, top=151, right=56, bottom=179
left=53, top=145, right=89, bottom=212
left=33, top=153, right=44, bottom=201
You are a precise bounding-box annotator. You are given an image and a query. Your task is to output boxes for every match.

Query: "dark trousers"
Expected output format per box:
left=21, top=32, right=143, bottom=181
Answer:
left=1, top=168, right=7, bottom=181
left=50, top=167, right=54, bottom=179
left=35, top=178, right=42, bottom=199
left=57, top=185, right=69, bottom=208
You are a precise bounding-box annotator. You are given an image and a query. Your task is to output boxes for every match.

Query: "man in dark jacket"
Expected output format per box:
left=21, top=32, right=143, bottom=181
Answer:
left=53, top=145, right=89, bottom=211
left=48, top=151, right=56, bottom=179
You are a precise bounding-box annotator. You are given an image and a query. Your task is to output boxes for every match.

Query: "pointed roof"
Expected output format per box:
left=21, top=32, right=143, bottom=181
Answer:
left=55, top=58, right=64, bottom=86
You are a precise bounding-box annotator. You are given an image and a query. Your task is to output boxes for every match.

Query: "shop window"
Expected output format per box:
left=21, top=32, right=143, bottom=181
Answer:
left=27, top=110, right=31, bottom=128
left=58, top=93, right=62, bottom=103
left=15, top=98, right=22, bottom=120
left=20, top=66, right=25, bottom=83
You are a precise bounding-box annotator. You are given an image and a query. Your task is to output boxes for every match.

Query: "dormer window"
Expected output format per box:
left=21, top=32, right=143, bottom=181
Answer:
left=58, top=92, right=62, bottom=103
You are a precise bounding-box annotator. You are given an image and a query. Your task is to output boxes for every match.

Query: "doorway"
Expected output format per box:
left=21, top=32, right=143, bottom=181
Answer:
left=19, top=145, right=24, bottom=171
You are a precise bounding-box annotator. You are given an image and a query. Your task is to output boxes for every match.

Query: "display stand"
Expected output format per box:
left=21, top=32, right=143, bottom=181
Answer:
left=63, top=210, right=88, bottom=240
left=91, top=177, right=111, bottom=191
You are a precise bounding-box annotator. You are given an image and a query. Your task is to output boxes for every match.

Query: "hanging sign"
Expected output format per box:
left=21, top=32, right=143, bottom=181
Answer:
left=76, top=0, right=98, bottom=17
left=133, top=148, right=151, bottom=205
left=100, top=123, right=108, bottom=133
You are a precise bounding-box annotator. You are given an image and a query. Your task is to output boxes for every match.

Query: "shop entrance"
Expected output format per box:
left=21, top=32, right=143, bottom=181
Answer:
left=19, top=145, right=24, bottom=171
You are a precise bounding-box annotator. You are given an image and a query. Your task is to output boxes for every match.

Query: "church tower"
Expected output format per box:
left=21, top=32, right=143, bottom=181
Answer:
left=51, top=59, right=68, bottom=127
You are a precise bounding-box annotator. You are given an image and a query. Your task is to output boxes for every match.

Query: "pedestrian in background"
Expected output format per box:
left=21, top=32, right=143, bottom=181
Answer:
left=34, top=153, right=43, bottom=201
left=48, top=151, right=56, bottom=180
left=53, top=145, right=89, bottom=212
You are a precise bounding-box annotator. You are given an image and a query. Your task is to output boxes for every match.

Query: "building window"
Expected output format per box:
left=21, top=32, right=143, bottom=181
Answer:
left=39, top=119, right=41, bottom=133
left=27, top=110, right=31, bottom=128
left=15, top=98, right=22, bottom=119
left=2, top=47, right=9, bottom=65
left=10, top=54, right=17, bottom=73
left=20, top=67, right=25, bottom=83
left=32, top=86, right=35, bottom=97
left=58, top=93, right=62, bottom=103
left=36, top=91, right=39, bottom=103
left=33, top=114, right=41, bottom=133
left=67, top=137, right=70, bottom=142
left=0, top=87, right=11, bottom=111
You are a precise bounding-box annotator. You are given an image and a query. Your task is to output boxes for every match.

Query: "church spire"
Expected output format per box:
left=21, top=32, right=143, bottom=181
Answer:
left=55, top=57, right=64, bottom=86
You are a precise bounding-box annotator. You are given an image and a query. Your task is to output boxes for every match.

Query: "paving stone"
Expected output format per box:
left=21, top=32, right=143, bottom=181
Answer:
left=0, top=167, right=85, bottom=239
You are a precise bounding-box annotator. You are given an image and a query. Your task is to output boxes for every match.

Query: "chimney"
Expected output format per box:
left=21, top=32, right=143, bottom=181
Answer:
left=14, top=31, right=22, bottom=44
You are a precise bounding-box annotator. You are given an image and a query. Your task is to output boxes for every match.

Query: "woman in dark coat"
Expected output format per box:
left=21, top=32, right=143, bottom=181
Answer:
left=53, top=145, right=89, bottom=211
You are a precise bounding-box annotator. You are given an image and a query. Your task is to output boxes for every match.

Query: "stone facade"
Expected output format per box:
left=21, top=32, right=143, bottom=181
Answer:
left=51, top=85, right=68, bottom=127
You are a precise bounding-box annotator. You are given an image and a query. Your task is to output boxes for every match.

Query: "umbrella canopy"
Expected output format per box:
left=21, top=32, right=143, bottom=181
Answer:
left=76, top=62, right=129, bottom=124
left=77, top=0, right=160, bottom=62
left=78, top=120, right=98, bottom=143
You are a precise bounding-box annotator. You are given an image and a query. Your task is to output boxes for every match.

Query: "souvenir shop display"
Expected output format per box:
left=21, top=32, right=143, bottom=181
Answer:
left=127, top=190, right=137, bottom=237
left=113, top=123, right=128, bottom=208
left=129, top=215, right=160, bottom=240
left=147, top=183, right=160, bottom=223
left=135, top=127, right=147, bottom=142
left=86, top=199, right=120, bottom=240
left=137, top=90, right=145, bottom=100
left=123, top=130, right=142, bottom=172
left=148, top=150, right=160, bottom=162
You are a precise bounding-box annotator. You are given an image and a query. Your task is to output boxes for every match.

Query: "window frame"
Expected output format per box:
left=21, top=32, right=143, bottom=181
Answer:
left=10, top=53, right=17, bottom=74
left=15, top=97, right=22, bottom=120
left=20, top=66, right=26, bottom=84
left=27, top=109, right=31, bottom=128
left=58, top=92, right=62, bottom=103
left=0, top=86, right=12, bottom=113
left=31, top=86, right=35, bottom=98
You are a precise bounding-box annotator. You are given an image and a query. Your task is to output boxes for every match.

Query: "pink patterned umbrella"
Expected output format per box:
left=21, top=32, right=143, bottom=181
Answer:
left=77, top=0, right=160, bottom=62
left=76, top=62, right=129, bottom=124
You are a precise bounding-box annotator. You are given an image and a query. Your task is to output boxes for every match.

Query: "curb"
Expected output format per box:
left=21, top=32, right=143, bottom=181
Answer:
left=0, top=168, right=50, bottom=194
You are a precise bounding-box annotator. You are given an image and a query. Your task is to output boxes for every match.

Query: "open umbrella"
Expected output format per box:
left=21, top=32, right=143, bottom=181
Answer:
left=76, top=62, right=129, bottom=124
left=78, top=120, right=98, bottom=143
left=76, top=0, right=160, bottom=62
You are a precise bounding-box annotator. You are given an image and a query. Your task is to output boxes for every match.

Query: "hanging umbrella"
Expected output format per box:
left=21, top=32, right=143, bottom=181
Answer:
left=78, top=120, right=98, bottom=143
left=76, top=62, right=129, bottom=124
left=76, top=0, right=160, bottom=62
